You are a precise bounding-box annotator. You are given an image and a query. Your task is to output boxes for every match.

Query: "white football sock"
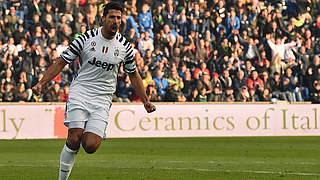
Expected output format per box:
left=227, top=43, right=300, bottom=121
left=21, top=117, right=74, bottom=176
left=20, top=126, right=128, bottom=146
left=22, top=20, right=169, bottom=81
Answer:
left=59, top=144, right=79, bottom=180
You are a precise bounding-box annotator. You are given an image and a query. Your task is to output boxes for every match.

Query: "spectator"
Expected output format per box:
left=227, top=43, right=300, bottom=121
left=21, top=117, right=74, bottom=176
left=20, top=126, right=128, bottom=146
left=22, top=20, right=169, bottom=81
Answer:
left=17, top=71, right=32, bottom=100
left=310, top=80, right=320, bottom=104
left=282, top=67, right=303, bottom=102
left=187, top=88, right=198, bottom=102
left=61, top=84, right=69, bottom=102
left=249, top=88, right=260, bottom=102
left=196, top=87, right=208, bottom=102
left=146, top=81, right=159, bottom=102
left=193, top=62, right=210, bottom=80
left=2, top=83, right=15, bottom=102
left=15, top=83, right=28, bottom=102
left=123, top=10, right=139, bottom=39
left=233, top=69, right=248, bottom=95
left=116, top=75, right=135, bottom=103
left=2, top=68, right=16, bottom=87
left=235, top=86, right=250, bottom=102
left=196, top=74, right=212, bottom=96
left=285, top=0, right=300, bottom=19
left=42, top=14, right=55, bottom=34
left=270, top=54, right=288, bottom=76
left=13, top=24, right=25, bottom=46
left=4, top=6, right=19, bottom=37
left=43, top=82, right=63, bottom=102
left=182, top=68, right=193, bottom=97
left=27, top=13, right=42, bottom=33
left=142, top=71, right=154, bottom=88
left=167, top=69, right=184, bottom=90
left=153, top=69, right=168, bottom=100
left=208, top=86, right=223, bottom=102
left=162, top=3, right=177, bottom=30
left=270, top=72, right=288, bottom=101
left=165, top=83, right=186, bottom=102
left=226, top=8, right=240, bottom=34
left=267, top=34, right=296, bottom=61
left=138, top=3, right=154, bottom=39
left=247, top=70, right=264, bottom=93
left=261, top=88, right=272, bottom=102
left=220, top=69, right=233, bottom=90
left=223, top=87, right=235, bottom=102
left=3, top=37, right=18, bottom=57
left=138, top=31, right=154, bottom=57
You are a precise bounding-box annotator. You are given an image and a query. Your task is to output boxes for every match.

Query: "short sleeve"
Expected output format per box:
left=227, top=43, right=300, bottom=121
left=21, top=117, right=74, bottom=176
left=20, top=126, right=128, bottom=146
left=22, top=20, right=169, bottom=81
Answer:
left=61, top=35, right=85, bottom=63
left=123, top=43, right=136, bottom=73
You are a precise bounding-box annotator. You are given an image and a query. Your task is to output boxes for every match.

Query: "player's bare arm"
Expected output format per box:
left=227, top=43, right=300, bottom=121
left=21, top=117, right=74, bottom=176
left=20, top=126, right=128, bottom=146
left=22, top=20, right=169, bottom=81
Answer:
left=32, top=58, right=67, bottom=95
left=128, top=70, right=156, bottom=113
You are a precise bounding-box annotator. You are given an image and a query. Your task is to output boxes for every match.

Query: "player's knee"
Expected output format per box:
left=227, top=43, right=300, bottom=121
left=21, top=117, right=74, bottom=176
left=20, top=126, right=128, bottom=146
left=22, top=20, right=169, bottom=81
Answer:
left=82, top=142, right=99, bottom=154
left=67, top=129, right=83, bottom=147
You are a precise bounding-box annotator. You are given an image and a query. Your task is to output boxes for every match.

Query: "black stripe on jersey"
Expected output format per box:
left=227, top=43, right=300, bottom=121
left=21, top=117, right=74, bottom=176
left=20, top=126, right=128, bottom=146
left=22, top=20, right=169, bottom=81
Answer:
left=84, top=31, right=90, bottom=39
left=125, top=43, right=130, bottom=50
left=63, top=50, right=71, bottom=56
left=125, top=55, right=134, bottom=61
left=61, top=55, right=73, bottom=62
left=124, top=59, right=134, bottom=64
left=78, top=35, right=85, bottom=44
left=126, top=46, right=133, bottom=53
left=119, top=35, right=124, bottom=43
left=81, top=34, right=87, bottom=41
left=70, top=42, right=80, bottom=53
left=69, top=46, right=79, bottom=56
left=125, top=67, right=136, bottom=72
left=124, top=49, right=133, bottom=59
left=95, top=29, right=99, bottom=35
left=90, top=29, right=95, bottom=37
left=123, top=39, right=129, bottom=47
left=74, top=39, right=83, bottom=51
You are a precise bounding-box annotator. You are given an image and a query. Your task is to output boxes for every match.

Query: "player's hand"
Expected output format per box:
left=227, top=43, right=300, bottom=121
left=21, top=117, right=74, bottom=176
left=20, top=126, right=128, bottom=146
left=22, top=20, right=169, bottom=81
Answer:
left=32, top=83, right=45, bottom=96
left=144, top=102, right=156, bottom=113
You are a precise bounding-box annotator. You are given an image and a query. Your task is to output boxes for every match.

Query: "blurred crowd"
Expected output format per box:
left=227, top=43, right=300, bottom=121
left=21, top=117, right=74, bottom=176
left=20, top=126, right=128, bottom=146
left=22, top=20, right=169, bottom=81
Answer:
left=0, top=0, right=320, bottom=103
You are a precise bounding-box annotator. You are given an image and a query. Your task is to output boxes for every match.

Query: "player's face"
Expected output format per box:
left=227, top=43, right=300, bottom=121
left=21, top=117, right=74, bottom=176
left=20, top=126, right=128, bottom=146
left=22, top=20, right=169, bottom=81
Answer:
left=103, top=9, right=122, bottom=37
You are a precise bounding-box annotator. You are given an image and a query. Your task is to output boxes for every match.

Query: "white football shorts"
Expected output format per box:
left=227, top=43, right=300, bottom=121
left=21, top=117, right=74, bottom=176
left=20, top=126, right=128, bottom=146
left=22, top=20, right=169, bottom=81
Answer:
left=64, top=97, right=112, bottom=138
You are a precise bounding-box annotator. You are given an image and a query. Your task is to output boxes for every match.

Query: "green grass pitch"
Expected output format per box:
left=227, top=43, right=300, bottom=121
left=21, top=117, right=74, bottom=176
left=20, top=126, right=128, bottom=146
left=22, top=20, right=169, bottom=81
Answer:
left=0, top=137, right=320, bottom=180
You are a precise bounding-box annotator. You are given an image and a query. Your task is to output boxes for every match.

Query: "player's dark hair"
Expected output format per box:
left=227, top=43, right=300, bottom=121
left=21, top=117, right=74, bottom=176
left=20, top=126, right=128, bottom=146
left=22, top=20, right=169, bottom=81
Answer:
left=103, top=1, right=123, bottom=16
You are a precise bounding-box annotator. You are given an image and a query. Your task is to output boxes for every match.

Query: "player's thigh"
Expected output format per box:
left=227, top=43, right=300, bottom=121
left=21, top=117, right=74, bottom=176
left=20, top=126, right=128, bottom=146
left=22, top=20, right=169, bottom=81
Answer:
left=82, top=107, right=109, bottom=150
left=82, top=120, right=107, bottom=152
left=83, top=119, right=107, bottom=141
left=66, top=108, right=90, bottom=146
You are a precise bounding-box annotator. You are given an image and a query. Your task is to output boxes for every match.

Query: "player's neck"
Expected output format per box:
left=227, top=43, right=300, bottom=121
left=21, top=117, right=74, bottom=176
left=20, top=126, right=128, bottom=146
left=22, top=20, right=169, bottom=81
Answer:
left=101, top=27, right=116, bottom=40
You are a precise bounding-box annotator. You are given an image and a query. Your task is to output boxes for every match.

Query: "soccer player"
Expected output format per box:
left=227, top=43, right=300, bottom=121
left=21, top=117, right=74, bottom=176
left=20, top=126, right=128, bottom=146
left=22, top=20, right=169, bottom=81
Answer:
left=32, top=2, right=156, bottom=180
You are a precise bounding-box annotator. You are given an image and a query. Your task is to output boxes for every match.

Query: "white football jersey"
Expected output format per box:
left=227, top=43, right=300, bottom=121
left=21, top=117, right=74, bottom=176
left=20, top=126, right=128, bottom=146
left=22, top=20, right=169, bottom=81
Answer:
left=61, top=27, right=136, bottom=105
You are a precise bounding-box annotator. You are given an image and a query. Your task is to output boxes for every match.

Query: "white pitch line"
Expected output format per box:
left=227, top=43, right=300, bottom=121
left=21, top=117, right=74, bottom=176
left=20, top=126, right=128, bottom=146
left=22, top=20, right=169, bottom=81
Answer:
left=161, top=167, right=320, bottom=176
left=0, top=163, right=319, bottom=177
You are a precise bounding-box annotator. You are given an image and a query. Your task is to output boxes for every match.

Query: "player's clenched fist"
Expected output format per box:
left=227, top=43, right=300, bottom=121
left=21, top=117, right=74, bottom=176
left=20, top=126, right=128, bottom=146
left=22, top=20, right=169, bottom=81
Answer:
left=32, top=83, right=43, bottom=96
left=144, top=102, right=156, bottom=113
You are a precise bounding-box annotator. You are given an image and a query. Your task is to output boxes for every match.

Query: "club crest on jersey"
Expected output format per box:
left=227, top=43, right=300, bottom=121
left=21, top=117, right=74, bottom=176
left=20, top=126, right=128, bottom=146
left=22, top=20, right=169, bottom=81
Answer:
left=114, top=47, right=120, bottom=57
left=91, top=41, right=96, bottom=46
left=102, top=46, right=108, bottom=54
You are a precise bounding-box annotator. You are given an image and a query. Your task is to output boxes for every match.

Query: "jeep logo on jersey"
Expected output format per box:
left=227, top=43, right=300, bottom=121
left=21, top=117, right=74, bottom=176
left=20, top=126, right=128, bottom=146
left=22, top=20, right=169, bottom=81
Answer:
left=88, top=57, right=114, bottom=71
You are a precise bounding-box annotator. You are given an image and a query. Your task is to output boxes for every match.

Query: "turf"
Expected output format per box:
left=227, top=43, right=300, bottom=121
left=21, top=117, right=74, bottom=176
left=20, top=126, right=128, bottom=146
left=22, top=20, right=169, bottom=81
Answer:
left=0, top=137, right=319, bottom=180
